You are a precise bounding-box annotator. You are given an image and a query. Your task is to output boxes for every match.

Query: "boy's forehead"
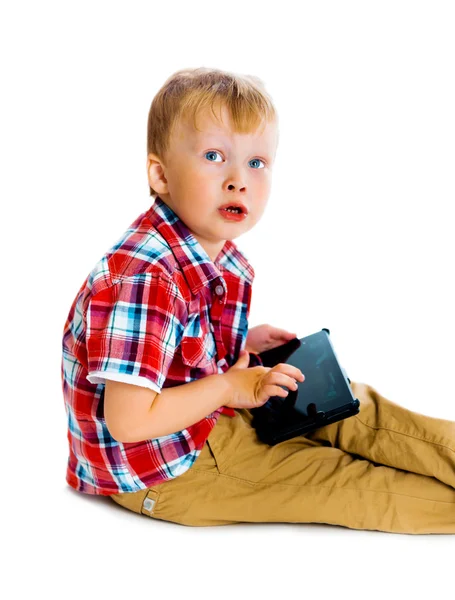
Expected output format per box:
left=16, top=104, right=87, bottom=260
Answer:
left=175, top=110, right=233, bottom=140
left=173, top=107, right=277, bottom=148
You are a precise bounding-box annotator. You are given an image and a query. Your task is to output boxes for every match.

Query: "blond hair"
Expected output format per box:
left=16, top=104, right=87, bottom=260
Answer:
left=146, top=67, right=278, bottom=196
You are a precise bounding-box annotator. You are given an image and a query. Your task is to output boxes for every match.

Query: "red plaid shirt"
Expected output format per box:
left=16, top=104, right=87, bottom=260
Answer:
left=61, top=196, right=263, bottom=495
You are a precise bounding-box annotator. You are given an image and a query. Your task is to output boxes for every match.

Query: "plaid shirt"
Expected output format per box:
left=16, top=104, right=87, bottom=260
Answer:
left=61, top=196, right=263, bottom=495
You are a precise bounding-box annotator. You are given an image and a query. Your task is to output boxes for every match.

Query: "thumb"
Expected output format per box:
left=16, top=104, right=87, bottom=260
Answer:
left=233, top=349, right=250, bottom=368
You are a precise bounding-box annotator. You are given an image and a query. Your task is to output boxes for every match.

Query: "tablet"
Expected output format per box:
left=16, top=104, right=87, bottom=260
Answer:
left=250, top=328, right=360, bottom=445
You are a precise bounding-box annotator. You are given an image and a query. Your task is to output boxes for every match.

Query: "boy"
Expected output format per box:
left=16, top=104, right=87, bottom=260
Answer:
left=61, top=67, right=455, bottom=534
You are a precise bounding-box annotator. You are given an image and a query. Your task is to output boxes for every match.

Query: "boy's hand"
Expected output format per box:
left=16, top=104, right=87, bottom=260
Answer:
left=223, top=350, right=305, bottom=410
left=245, top=324, right=298, bottom=354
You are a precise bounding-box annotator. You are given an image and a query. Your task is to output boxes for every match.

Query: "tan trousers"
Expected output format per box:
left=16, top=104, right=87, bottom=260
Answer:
left=110, top=380, right=455, bottom=534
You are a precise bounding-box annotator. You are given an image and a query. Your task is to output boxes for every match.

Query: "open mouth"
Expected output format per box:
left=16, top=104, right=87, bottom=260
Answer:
left=221, top=207, right=243, bottom=214
left=218, top=205, right=247, bottom=221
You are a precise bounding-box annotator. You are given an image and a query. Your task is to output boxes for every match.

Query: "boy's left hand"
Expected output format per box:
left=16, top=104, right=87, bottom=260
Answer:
left=245, top=324, right=298, bottom=354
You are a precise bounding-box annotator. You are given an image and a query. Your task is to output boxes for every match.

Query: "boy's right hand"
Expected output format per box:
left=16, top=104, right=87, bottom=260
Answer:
left=223, top=350, right=305, bottom=410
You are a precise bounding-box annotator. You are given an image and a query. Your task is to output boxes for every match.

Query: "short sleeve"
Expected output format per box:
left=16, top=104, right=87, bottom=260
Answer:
left=85, top=271, right=187, bottom=394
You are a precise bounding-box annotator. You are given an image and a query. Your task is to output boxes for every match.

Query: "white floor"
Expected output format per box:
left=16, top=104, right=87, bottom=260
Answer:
left=14, top=476, right=454, bottom=599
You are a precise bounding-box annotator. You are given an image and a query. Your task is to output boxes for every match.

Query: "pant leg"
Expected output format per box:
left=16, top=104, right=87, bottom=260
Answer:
left=305, top=381, right=455, bottom=490
left=110, top=380, right=455, bottom=534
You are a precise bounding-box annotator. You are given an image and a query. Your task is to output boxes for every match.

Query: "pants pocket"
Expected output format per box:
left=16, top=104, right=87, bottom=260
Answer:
left=191, top=437, right=221, bottom=475
left=205, top=438, right=222, bottom=474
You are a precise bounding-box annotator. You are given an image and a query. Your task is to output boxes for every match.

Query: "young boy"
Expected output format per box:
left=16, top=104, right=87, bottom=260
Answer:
left=61, top=67, right=455, bottom=534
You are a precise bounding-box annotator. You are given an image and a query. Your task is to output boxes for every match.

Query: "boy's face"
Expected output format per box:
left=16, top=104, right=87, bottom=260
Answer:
left=146, top=103, right=279, bottom=263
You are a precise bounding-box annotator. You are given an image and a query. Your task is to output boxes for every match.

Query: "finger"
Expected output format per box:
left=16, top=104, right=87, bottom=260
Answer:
left=267, top=371, right=299, bottom=390
left=263, top=383, right=290, bottom=398
left=271, top=328, right=294, bottom=339
left=273, top=363, right=305, bottom=382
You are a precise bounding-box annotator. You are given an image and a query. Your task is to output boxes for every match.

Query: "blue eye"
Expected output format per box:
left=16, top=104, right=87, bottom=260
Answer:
left=205, top=151, right=222, bottom=162
left=249, top=158, right=265, bottom=169
left=204, top=151, right=265, bottom=169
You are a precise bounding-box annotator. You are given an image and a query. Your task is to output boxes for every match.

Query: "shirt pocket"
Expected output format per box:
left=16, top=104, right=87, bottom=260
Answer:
left=181, top=332, right=217, bottom=369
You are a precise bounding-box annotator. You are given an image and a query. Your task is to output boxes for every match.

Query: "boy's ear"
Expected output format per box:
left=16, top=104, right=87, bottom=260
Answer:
left=146, top=153, right=169, bottom=195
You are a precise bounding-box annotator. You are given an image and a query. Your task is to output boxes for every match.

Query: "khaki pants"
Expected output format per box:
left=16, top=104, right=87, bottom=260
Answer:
left=110, top=381, right=455, bottom=534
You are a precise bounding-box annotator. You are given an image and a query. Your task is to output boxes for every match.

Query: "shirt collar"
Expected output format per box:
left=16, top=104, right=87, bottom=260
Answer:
left=145, top=196, right=255, bottom=296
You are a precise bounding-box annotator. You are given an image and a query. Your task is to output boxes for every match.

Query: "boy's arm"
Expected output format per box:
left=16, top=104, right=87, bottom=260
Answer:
left=104, top=373, right=234, bottom=443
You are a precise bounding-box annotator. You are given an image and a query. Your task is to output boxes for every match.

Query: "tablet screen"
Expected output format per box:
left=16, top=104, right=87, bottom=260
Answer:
left=258, top=331, right=354, bottom=417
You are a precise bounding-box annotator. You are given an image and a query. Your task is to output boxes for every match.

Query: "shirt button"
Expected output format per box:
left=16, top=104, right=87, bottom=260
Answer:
left=215, top=284, right=224, bottom=296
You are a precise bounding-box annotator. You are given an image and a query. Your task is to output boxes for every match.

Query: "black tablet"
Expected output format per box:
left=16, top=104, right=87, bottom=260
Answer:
left=250, top=328, right=360, bottom=445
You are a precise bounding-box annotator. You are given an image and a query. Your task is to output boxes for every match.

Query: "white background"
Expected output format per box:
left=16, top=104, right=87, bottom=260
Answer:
left=2, top=0, right=454, bottom=598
